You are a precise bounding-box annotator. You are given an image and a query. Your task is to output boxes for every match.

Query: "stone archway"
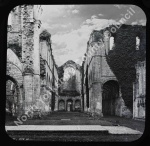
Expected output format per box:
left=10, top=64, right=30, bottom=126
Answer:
left=67, top=99, right=73, bottom=112
left=102, top=80, right=119, bottom=116
left=58, top=100, right=65, bottom=111
left=75, top=99, right=81, bottom=111
left=6, top=48, right=23, bottom=117
left=7, top=49, right=23, bottom=87
left=6, top=75, right=22, bottom=117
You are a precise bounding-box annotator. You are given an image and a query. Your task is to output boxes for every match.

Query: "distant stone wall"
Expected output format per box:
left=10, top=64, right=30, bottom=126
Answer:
left=58, top=60, right=81, bottom=96
left=58, top=96, right=82, bottom=111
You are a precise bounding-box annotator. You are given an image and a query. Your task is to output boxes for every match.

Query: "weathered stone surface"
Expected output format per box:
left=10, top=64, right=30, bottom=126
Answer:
left=7, top=5, right=145, bottom=119
left=7, top=5, right=59, bottom=116
left=58, top=60, right=81, bottom=96
left=82, top=25, right=145, bottom=119
left=133, top=61, right=146, bottom=119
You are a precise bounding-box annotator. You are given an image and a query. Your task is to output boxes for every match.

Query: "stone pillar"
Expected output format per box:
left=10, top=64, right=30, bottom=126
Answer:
left=103, top=30, right=110, bottom=55
left=65, top=99, right=67, bottom=111
left=73, top=99, right=75, bottom=111
left=84, top=95, right=87, bottom=112
left=119, top=87, right=123, bottom=117
left=23, top=73, right=34, bottom=111
left=92, top=83, right=103, bottom=116
left=54, top=95, right=58, bottom=111
left=21, top=5, right=35, bottom=112
left=17, top=85, right=24, bottom=116
left=80, top=98, right=82, bottom=112
left=33, top=19, right=41, bottom=106
left=92, top=55, right=103, bottom=117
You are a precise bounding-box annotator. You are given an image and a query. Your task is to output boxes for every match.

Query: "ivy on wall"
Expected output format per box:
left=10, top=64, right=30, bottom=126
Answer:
left=57, top=62, right=81, bottom=96
left=106, top=25, right=146, bottom=110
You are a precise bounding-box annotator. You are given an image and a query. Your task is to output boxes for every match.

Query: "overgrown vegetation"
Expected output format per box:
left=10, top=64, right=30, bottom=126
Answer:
left=106, top=25, right=146, bottom=110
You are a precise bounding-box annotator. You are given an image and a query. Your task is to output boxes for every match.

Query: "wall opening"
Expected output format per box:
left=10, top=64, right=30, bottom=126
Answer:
left=136, top=36, right=140, bottom=50
left=102, top=80, right=119, bottom=116
left=58, top=100, right=65, bottom=111
left=6, top=75, right=20, bottom=118
left=75, top=99, right=81, bottom=111
left=67, top=99, right=73, bottom=112
left=110, top=36, right=115, bottom=50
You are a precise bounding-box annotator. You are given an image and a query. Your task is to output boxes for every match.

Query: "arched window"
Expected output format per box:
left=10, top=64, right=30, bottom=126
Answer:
left=8, top=13, right=12, bottom=26
left=136, top=36, right=140, bottom=50
left=110, top=36, right=114, bottom=50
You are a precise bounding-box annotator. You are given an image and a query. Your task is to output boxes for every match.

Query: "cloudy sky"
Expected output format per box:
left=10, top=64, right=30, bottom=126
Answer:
left=40, top=5, right=146, bottom=66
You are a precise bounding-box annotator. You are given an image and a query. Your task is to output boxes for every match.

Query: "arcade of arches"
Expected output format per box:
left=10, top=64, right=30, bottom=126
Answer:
left=58, top=99, right=81, bottom=112
left=6, top=5, right=145, bottom=120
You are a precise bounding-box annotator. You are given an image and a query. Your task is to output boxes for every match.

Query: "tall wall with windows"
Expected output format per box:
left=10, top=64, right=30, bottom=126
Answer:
left=6, top=5, right=59, bottom=117
left=82, top=25, right=146, bottom=119
left=57, top=60, right=82, bottom=112
left=39, top=30, right=58, bottom=112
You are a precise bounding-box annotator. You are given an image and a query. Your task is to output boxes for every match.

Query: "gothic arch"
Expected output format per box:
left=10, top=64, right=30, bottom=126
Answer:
left=75, top=99, right=81, bottom=111
left=6, top=75, right=21, bottom=117
left=7, top=62, right=23, bottom=87
left=101, top=78, right=118, bottom=89
left=66, top=99, right=73, bottom=111
left=7, top=49, right=22, bottom=72
left=58, top=99, right=65, bottom=111
left=102, top=80, right=119, bottom=116
left=7, top=48, right=23, bottom=87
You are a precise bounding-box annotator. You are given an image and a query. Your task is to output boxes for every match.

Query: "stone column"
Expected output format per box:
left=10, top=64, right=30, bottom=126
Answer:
left=80, top=98, right=82, bottom=112
left=84, top=95, right=87, bottom=112
left=119, top=87, right=123, bottom=117
left=92, top=83, right=103, bottom=116
left=21, top=5, right=35, bottom=111
left=73, top=99, right=75, bottom=111
left=65, top=99, right=67, bottom=111
left=17, top=85, right=24, bottom=117
left=33, top=19, right=41, bottom=106
left=23, top=73, right=34, bottom=111
left=103, top=30, right=110, bottom=55
left=54, top=95, right=58, bottom=111
left=92, top=55, right=103, bottom=117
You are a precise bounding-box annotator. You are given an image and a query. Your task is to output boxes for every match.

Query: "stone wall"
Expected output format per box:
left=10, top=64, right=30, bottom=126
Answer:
left=133, top=61, right=146, bottom=119
left=82, top=27, right=134, bottom=118
left=39, top=30, right=58, bottom=113
left=58, top=60, right=81, bottom=96
left=106, top=25, right=146, bottom=111
left=58, top=96, right=82, bottom=111
left=7, top=5, right=58, bottom=116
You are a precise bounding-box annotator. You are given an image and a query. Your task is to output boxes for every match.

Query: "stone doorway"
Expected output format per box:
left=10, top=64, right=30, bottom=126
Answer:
left=102, top=80, right=119, bottom=116
left=58, top=100, right=65, bottom=111
left=75, top=99, right=81, bottom=111
left=6, top=75, right=21, bottom=117
left=67, top=99, right=73, bottom=112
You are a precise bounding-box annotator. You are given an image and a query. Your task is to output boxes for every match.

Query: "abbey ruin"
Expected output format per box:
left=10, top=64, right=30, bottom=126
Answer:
left=6, top=5, right=146, bottom=121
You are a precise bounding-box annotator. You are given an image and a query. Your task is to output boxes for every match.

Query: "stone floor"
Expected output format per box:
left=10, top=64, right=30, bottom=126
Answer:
left=5, top=111, right=145, bottom=141
left=5, top=111, right=145, bottom=132
left=5, top=125, right=142, bottom=134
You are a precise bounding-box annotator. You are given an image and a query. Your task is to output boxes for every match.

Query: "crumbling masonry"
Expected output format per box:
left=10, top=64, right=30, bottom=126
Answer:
left=7, top=5, right=58, bottom=117
left=82, top=25, right=146, bottom=119
left=6, top=5, right=146, bottom=120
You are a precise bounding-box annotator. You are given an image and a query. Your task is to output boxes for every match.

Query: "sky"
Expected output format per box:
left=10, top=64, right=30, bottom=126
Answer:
left=40, top=5, right=146, bottom=66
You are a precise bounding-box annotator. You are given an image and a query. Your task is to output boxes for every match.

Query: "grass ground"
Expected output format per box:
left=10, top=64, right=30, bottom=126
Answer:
left=5, top=112, right=145, bottom=142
